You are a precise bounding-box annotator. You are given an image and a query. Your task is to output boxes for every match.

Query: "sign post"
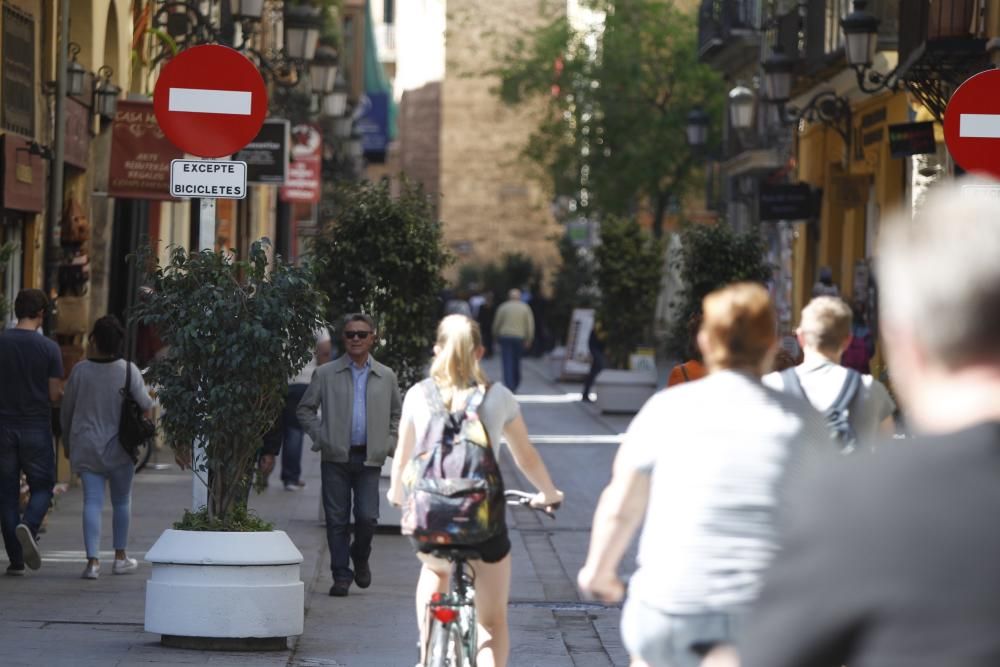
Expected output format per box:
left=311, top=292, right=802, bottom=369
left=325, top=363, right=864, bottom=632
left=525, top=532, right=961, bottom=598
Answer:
left=153, top=44, right=268, bottom=512
left=944, top=69, right=1000, bottom=182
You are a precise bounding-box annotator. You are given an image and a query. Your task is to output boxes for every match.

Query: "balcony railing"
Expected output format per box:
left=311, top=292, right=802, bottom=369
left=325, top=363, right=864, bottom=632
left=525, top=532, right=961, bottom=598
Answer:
left=375, top=23, right=396, bottom=62
left=699, top=0, right=764, bottom=60
left=898, top=0, right=985, bottom=66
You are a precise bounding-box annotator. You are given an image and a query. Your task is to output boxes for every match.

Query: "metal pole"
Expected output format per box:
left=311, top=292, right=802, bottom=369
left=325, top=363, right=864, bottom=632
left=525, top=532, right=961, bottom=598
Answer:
left=45, top=0, right=70, bottom=324
left=192, top=198, right=216, bottom=511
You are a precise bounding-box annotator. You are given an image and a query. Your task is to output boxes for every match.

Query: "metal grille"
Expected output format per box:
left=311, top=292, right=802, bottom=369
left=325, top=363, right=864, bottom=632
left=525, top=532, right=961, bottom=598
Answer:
left=1, top=2, right=35, bottom=138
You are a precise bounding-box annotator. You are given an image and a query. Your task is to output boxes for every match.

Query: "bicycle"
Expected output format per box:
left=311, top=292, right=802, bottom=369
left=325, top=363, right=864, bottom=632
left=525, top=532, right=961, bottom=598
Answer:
left=422, top=490, right=559, bottom=667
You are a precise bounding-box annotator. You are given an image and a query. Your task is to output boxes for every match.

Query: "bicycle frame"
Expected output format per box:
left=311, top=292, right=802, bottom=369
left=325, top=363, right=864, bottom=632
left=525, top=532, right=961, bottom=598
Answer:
left=424, top=554, right=478, bottom=667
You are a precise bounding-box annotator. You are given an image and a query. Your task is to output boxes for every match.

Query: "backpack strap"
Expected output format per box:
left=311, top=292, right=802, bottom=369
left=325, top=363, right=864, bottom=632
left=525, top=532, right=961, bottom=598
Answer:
left=780, top=368, right=808, bottom=402
left=828, top=369, right=862, bottom=417
left=680, top=364, right=690, bottom=382
left=421, top=379, right=449, bottom=416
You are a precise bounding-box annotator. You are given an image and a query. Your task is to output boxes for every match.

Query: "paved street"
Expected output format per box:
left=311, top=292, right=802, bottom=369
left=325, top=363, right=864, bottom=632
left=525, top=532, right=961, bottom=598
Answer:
left=0, top=357, right=639, bottom=666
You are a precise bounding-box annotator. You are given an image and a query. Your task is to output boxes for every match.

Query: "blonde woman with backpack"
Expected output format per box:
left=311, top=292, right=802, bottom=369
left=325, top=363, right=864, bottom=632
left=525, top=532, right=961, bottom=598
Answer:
left=388, top=314, right=563, bottom=667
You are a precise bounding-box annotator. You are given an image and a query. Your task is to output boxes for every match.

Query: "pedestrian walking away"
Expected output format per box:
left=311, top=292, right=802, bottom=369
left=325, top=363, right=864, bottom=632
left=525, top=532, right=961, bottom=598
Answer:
left=297, top=314, right=402, bottom=597
left=763, top=296, right=895, bottom=452
left=0, top=289, right=63, bottom=576
left=272, top=325, right=332, bottom=492
left=61, top=315, right=153, bottom=579
left=577, top=283, right=826, bottom=667
left=492, top=288, right=535, bottom=392
left=388, top=314, right=563, bottom=667
left=581, top=320, right=606, bottom=402
left=742, top=179, right=1000, bottom=667
left=667, top=313, right=708, bottom=387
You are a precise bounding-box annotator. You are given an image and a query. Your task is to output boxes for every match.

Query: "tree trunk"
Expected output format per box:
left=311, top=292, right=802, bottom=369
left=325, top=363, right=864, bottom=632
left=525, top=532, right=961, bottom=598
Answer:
left=653, top=191, right=669, bottom=239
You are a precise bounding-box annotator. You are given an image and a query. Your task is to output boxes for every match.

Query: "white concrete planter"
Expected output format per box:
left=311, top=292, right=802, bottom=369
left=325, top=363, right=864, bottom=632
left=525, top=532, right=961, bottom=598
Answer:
left=594, top=368, right=658, bottom=414
left=145, top=529, right=304, bottom=649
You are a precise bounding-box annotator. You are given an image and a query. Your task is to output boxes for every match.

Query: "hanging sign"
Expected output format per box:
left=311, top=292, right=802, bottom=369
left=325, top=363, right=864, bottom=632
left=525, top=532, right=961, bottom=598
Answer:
left=888, top=121, right=936, bottom=158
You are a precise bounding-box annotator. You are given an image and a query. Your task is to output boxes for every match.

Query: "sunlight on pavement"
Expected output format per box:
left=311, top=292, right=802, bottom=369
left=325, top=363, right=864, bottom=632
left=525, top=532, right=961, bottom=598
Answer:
left=40, top=550, right=146, bottom=563
left=503, top=434, right=623, bottom=444
left=514, top=392, right=591, bottom=404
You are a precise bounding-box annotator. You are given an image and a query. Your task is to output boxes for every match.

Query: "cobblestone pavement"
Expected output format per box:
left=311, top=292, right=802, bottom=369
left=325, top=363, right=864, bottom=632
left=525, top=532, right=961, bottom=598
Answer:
left=0, top=357, right=638, bottom=666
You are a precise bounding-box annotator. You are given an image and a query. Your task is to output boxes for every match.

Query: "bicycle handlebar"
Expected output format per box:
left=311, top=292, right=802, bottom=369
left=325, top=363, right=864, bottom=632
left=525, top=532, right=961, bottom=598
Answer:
left=504, top=490, right=561, bottom=517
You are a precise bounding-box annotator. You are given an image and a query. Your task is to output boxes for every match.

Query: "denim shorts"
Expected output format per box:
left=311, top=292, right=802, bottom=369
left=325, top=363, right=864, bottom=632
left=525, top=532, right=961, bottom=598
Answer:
left=621, top=598, right=741, bottom=667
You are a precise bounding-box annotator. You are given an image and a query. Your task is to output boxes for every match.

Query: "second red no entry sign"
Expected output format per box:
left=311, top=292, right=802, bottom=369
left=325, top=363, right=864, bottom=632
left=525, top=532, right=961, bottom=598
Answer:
left=153, top=45, right=268, bottom=158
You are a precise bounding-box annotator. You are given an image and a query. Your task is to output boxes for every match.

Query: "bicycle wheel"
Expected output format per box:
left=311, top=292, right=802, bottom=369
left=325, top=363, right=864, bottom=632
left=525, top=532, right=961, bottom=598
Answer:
left=426, top=620, right=463, bottom=667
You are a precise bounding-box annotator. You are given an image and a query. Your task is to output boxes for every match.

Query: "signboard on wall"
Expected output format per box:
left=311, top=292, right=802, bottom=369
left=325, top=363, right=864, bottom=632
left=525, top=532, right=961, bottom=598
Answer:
left=2, top=134, right=44, bottom=212
left=109, top=100, right=183, bottom=200
left=356, top=92, right=389, bottom=162
left=279, top=124, right=321, bottom=203
left=888, top=121, right=936, bottom=158
left=235, top=119, right=290, bottom=184
left=759, top=183, right=819, bottom=221
left=64, top=97, right=92, bottom=169
left=562, top=308, right=595, bottom=379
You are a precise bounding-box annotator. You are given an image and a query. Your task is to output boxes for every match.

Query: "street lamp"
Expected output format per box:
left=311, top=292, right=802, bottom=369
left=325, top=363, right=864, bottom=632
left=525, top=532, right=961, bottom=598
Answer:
left=841, top=0, right=880, bottom=69
left=309, top=45, right=339, bottom=95
left=93, top=66, right=120, bottom=119
left=761, top=46, right=794, bottom=104
left=729, top=86, right=755, bottom=131
left=230, top=0, right=266, bottom=21
left=686, top=107, right=710, bottom=148
left=284, top=4, right=322, bottom=62
left=67, top=43, right=86, bottom=97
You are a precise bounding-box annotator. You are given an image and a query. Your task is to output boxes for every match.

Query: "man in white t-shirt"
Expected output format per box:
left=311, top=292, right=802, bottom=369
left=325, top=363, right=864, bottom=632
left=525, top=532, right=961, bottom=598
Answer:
left=763, top=296, right=895, bottom=449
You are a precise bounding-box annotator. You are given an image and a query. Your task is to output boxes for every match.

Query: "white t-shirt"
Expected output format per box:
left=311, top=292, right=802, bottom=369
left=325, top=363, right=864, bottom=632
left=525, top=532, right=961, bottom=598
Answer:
left=619, top=370, right=827, bottom=614
left=400, top=381, right=521, bottom=451
left=762, top=359, right=896, bottom=443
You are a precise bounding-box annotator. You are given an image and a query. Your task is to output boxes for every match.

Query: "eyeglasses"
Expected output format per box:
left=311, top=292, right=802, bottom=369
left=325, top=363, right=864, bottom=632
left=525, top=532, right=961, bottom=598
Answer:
left=344, top=330, right=372, bottom=340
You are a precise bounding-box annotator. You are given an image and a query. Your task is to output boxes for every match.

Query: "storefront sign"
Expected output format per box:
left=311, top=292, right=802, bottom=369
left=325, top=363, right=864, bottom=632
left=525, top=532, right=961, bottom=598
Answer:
left=1, top=5, right=34, bottom=137
left=888, top=121, right=936, bottom=158
left=759, top=183, right=818, bottom=221
left=234, top=119, right=289, bottom=184
left=64, top=97, right=92, bottom=169
left=170, top=159, right=247, bottom=199
left=109, top=100, right=184, bottom=200
left=356, top=92, right=390, bottom=162
left=2, top=134, right=45, bottom=212
left=279, top=124, right=321, bottom=203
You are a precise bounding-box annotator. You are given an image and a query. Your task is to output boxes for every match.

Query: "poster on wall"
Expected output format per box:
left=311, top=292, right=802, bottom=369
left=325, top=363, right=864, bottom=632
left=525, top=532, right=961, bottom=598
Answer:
left=109, top=100, right=183, bottom=200
left=235, top=119, right=290, bottom=184
left=356, top=92, right=389, bottom=162
left=279, top=123, right=321, bottom=203
left=562, top=308, right=595, bottom=380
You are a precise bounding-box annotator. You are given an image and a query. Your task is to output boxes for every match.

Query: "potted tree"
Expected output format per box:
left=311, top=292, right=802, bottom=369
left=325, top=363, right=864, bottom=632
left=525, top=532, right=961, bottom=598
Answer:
left=135, top=241, right=326, bottom=650
left=592, top=216, right=664, bottom=413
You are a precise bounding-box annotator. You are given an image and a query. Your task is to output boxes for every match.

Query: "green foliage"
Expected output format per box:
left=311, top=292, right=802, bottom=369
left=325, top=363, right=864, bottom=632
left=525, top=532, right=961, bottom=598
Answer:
left=461, top=253, right=543, bottom=303
left=594, top=218, right=664, bottom=368
left=0, top=242, right=14, bottom=323
left=493, top=0, right=725, bottom=235
left=134, top=241, right=327, bottom=529
left=174, top=505, right=273, bottom=532
left=312, top=180, right=452, bottom=390
left=668, top=223, right=773, bottom=356
left=549, top=235, right=598, bottom=344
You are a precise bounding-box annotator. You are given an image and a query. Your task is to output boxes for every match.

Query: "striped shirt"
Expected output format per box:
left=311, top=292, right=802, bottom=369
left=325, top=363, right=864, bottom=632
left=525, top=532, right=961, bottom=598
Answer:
left=620, top=370, right=826, bottom=613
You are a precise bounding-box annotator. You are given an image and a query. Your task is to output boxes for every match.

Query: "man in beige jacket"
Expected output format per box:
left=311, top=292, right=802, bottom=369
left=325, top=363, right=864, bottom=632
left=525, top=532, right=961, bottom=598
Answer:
left=492, top=288, right=535, bottom=392
left=297, top=314, right=402, bottom=597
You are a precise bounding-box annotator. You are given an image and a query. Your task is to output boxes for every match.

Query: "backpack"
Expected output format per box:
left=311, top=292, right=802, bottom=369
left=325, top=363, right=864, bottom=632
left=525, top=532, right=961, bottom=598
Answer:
left=401, top=379, right=505, bottom=546
left=780, top=368, right=862, bottom=454
left=841, top=333, right=872, bottom=374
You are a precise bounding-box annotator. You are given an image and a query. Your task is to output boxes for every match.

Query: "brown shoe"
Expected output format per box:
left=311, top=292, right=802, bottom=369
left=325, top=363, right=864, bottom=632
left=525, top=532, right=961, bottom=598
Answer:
left=329, top=580, right=351, bottom=597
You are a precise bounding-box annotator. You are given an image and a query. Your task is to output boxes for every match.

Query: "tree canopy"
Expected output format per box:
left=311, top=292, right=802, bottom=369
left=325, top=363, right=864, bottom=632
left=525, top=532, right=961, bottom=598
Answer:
left=494, top=0, right=724, bottom=236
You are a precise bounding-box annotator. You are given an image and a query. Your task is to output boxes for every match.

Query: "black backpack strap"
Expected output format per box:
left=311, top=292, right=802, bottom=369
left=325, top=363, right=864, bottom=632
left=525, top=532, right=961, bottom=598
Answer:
left=780, top=368, right=808, bottom=402
left=828, top=369, right=862, bottom=417
left=680, top=365, right=690, bottom=382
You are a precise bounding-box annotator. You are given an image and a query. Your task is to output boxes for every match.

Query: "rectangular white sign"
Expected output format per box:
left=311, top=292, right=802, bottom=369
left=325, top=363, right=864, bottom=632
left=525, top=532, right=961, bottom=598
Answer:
left=959, top=114, right=1000, bottom=139
left=168, top=88, right=252, bottom=115
left=170, top=159, right=247, bottom=199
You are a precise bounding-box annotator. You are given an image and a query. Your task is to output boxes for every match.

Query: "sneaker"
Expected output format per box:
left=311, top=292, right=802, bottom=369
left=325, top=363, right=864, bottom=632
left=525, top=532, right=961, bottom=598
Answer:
left=329, top=580, right=351, bottom=597
left=5, top=564, right=25, bottom=577
left=354, top=561, right=372, bottom=589
left=283, top=482, right=302, bottom=492
left=15, top=524, right=40, bottom=570
left=112, top=557, right=139, bottom=575
left=82, top=562, right=100, bottom=579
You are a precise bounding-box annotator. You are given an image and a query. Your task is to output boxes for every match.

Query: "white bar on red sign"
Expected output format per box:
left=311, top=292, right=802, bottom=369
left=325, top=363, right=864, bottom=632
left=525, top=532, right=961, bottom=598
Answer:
left=959, top=114, right=1000, bottom=139
left=168, top=88, right=252, bottom=115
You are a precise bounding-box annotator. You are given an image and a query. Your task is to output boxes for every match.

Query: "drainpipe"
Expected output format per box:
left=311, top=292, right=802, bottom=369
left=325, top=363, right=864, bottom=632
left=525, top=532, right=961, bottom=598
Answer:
left=45, top=0, right=69, bottom=328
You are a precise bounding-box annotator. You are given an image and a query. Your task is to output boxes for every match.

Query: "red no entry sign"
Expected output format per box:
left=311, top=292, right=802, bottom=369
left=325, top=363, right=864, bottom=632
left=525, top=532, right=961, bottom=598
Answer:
left=153, top=45, right=268, bottom=158
left=944, top=69, right=1000, bottom=181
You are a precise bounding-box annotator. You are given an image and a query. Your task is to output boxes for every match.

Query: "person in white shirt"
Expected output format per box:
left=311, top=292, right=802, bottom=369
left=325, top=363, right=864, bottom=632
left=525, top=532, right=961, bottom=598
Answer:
left=763, top=296, right=895, bottom=447
left=578, top=283, right=826, bottom=667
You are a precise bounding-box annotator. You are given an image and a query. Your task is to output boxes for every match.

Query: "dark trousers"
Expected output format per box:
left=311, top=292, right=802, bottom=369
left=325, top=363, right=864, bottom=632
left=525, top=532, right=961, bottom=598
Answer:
left=499, top=336, right=524, bottom=392
left=0, top=423, right=56, bottom=566
left=321, top=449, right=380, bottom=582
left=280, top=383, right=308, bottom=484
left=582, top=347, right=606, bottom=398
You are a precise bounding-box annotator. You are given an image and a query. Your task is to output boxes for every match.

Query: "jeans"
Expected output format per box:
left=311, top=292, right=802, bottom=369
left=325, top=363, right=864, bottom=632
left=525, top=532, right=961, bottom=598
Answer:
left=621, top=597, right=743, bottom=667
left=0, top=422, right=56, bottom=567
left=321, top=449, right=380, bottom=582
left=499, top=336, right=525, bottom=392
left=80, top=463, right=135, bottom=559
left=280, top=383, right=308, bottom=485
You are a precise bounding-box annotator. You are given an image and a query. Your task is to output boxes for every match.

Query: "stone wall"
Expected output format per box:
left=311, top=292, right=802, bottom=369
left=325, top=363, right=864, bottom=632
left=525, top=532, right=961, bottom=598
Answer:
left=398, top=82, right=442, bottom=207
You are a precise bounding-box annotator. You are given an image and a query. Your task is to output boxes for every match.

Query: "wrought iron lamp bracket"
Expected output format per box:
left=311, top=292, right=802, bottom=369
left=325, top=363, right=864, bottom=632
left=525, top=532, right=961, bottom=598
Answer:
left=783, top=90, right=852, bottom=148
